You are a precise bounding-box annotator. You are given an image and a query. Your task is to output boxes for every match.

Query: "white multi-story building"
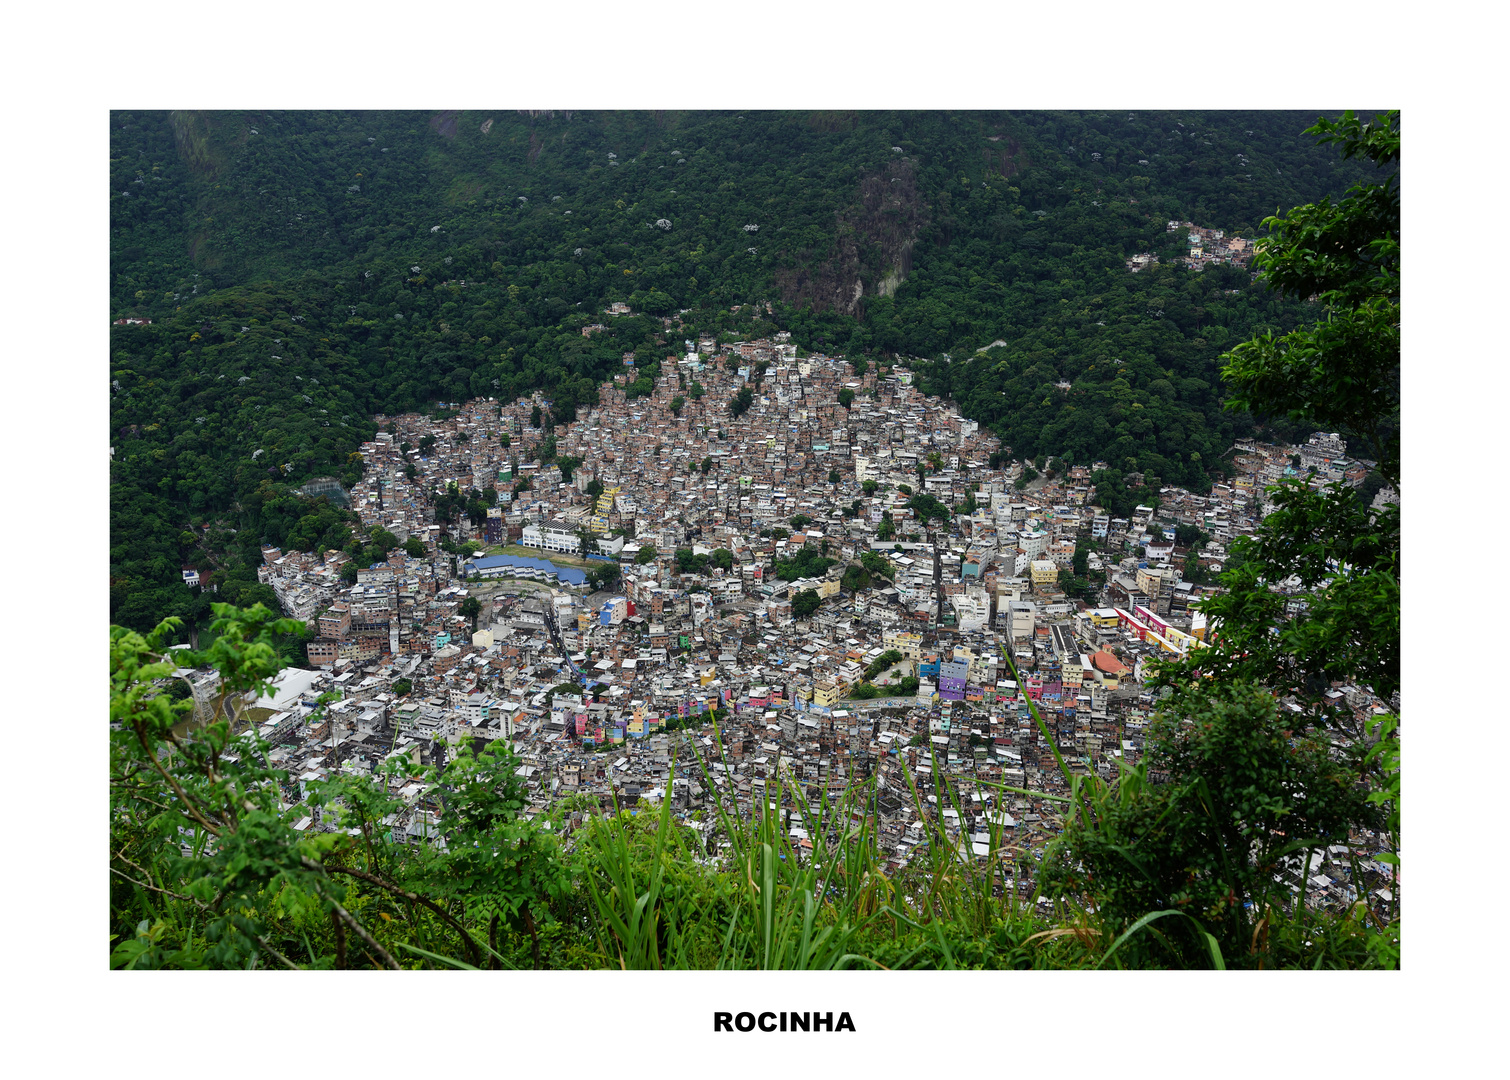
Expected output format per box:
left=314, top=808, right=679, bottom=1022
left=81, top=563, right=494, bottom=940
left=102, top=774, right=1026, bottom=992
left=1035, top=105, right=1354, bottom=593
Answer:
left=521, top=519, right=582, bottom=555
left=1007, top=600, right=1036, bottom=639
left=950, top=587, right=991, bottom=633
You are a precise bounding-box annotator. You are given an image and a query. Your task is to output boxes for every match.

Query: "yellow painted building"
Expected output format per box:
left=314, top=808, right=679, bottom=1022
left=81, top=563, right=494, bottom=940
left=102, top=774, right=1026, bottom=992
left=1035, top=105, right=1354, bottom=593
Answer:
left=883, top=630, right=924, bottom=660
left=1087, top=607, right=1120, bottom=629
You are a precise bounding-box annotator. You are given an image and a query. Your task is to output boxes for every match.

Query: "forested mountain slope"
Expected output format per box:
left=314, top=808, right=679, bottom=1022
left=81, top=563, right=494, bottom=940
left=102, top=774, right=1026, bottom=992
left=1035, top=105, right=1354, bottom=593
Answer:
left=109, top=109, right=1381, bottom=632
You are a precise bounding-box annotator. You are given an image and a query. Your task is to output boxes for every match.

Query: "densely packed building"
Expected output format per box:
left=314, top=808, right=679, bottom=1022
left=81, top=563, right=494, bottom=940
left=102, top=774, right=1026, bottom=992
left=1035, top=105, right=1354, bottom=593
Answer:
left=195, top=331, right=1393, bottom=910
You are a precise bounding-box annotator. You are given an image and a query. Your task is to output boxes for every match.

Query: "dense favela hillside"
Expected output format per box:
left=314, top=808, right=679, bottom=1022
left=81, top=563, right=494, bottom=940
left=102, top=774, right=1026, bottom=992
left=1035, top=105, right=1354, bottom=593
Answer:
left=110, top=110, right=1399, bottom=971
left=109, top=109, right=1380, bottom=633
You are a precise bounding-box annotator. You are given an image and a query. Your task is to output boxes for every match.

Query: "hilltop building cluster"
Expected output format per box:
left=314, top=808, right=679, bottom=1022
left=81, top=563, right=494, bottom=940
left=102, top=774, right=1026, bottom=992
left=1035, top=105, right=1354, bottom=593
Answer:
left=1125, top=219, right=1258, bottom=274
left=1168, top=219, right=1256, bottom=272
left=201, top=329, right=1393, bottom=908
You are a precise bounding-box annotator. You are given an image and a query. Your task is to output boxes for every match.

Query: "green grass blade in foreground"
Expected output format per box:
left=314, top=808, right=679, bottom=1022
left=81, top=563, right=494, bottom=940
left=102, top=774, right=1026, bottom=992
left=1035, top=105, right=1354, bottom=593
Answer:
left=582, top=780, right=674, bottom=969
left=1097, top=909, right=1227, bottom=970
left=396, top=942, right=480, bottom=970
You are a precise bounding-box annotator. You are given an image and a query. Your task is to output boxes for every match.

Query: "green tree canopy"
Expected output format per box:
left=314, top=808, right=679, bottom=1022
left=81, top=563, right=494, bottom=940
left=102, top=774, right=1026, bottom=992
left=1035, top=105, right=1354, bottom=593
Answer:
left=586, top=563, right=621, bottom=592
left=840, top=564, right=870, bottom=592
left=791, top=589, right=821, bottom=619
left=459, top=595, right=482, bottom=630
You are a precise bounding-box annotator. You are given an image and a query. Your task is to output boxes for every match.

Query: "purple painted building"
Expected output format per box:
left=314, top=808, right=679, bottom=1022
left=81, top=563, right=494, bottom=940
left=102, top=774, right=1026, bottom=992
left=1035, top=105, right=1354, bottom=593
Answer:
left=939, top=660, right=970, bottom=702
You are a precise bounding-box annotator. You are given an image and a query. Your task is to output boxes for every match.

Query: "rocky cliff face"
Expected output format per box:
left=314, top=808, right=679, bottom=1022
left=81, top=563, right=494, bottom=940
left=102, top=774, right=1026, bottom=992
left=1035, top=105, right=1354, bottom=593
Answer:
left=777, top=156, right=928, bottom=317
left=171, top=110, right=241, bottom=180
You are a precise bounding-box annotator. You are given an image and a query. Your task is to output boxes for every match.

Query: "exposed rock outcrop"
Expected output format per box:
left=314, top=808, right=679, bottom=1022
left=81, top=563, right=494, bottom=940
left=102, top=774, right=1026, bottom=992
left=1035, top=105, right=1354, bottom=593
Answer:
left=777, top=156, right=928, bottom=317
